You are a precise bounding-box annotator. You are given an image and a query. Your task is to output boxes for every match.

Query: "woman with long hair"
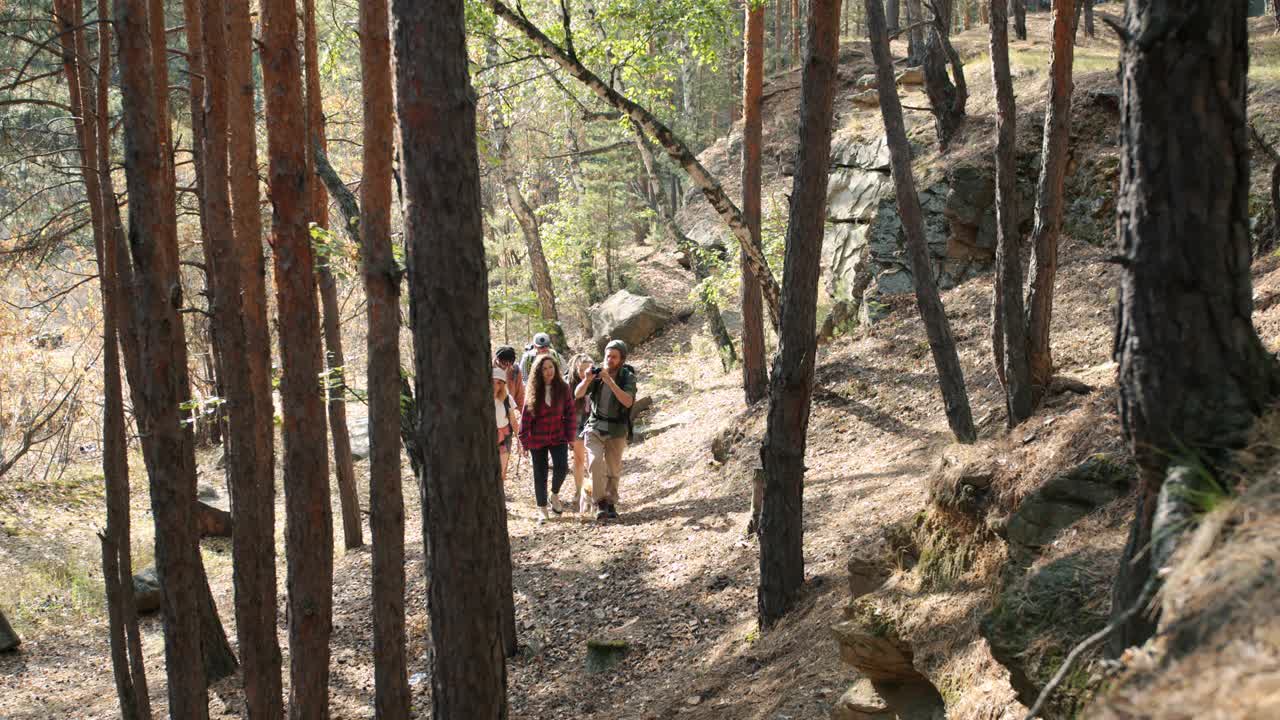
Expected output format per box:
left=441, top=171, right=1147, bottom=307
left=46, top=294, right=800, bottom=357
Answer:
left=494, top=367, right=520, bottom=489
left=518, top=353, right=576, bottom=523
left=566, top=353, right=596, bottom=513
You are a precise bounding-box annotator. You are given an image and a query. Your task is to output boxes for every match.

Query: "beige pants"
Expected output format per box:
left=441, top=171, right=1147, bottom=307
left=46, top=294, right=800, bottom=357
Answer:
left=584, top=430, right=627, bottom=506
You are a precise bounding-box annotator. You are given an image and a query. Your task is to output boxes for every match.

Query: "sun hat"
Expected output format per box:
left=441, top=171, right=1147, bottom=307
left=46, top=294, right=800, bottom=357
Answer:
left=492, top=367, right=507, bottom=382
left=533, top=332, right=552, bottom=348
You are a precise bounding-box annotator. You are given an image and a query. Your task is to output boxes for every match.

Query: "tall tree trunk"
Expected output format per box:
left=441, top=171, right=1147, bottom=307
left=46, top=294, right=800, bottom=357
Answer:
left=888, top=0, right=901, bottom=32
left=302, top=0, right=364, bottom=552
left=758, top=0, right=842, bottom=629
left=485, top=0, right=783, bottom=332
left=1111, top=0, right=1279, bottom=653
left=94, top=2, right=152, bottom=706
left=262, top=0, right=334, bottom=713
left=54, top=1, right=150, bottom=714
left=906, top=0, right=926, bottom=64
left=223, top=0, right=285, bottom=715
left=741, top=1, right=769, bottom=405
left=115, top=0, right=210, bottom=715
left=1010, top=0, right=1026, bottom=39
left=202, top=0, right=286, bottom=711
left=988, top=0, right=1033, bottom=426
left=865, top=0, right=977, bottom=444
left=394, top=0, right=510, bottom=716
left=1024, top=0, right=1074, bottom=399
left=792, top=0, right=802, bottom=63
left=922, top=2, right=967, bottom=151
left=359, top=0, right=411, bottom=713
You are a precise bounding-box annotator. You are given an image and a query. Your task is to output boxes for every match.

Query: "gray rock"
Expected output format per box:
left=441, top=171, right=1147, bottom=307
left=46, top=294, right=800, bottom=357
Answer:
left=589, top=290, right=672, bottom=354
left=133, top=567, right=162, bottom=615
left=831, top=619, right=920, bottom=683
left=1006, top=454, right=1134, bottom=554
left=197, top=482, right=221, bottom=503
left=895, top=67, right=925, bottom=85
left=846, top=541, right=892, bottom=600
left=831, top=679, right=893, bottom=720
left=348, top=417, right=370, bottom=461
left=0, top=609, right=19, bottom=652
left=852, top=89, right=880, bottom=107
left=855, top=73, right=878, bottom=91
left=585, top=638, right=628, bottom=673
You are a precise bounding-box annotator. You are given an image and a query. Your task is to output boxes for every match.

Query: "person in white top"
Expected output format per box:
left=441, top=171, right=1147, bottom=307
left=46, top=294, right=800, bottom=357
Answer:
left=494, top=367, right=520, bottom=489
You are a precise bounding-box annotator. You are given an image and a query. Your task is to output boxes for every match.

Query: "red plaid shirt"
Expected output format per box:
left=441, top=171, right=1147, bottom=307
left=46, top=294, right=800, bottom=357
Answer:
left=518, top=387, right=576, bottom=449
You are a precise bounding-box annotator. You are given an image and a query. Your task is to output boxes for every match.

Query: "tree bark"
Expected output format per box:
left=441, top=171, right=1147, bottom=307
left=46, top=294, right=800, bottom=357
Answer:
left=1010, top=0, right=1026, bottom=39
left=358, top=0, right=411, bottom=713
left=54, top=1, right=150, bottom=714
left=888, top=0, right=901, bottom=32
left=199, top=0, right=286, bottom=712
left=988, top=0, right=1033, bottom=426
left=1024, top=0, right=1074, bottom=400
left=865, top=0, right=977, bottom=444
left=262, top=0, right=335, bottom=712
left=484, top=0, right=782, bottom=332
left=394, top=0, right=510, bottom=715
left=1111, top=0, right=1279, bottom=653
left=792, top=0, right=802, bottom=63
left=115, top=0, right=211, bottom=715
left=222, top=0, right=285, bottom=715
left=741, top=1, right=769, bottom=405
left=1085, top=0, right=1094, bottom=36
left=93, top=2, right=152, bottom=706
left=921, top=5, right=966, bottom=151
left=906, top=0, right=927, bottom=64
left=758, top=0, right=842, bottom=629
left=301, top=0, right=364, bottom=553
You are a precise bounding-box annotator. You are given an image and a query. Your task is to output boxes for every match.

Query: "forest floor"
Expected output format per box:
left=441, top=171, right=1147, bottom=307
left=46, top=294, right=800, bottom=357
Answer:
left=6, top=5, right=1280, bottom=719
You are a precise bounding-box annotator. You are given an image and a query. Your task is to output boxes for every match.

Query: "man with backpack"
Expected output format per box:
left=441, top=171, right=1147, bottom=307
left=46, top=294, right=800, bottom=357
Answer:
left=574, top=339, right=636, bottom=521
left=519, top=332, right=564, bottom=380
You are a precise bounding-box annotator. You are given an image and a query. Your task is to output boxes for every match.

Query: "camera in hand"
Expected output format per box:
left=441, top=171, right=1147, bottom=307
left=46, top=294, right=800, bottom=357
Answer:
left=590, top=366, right=603, bottom=376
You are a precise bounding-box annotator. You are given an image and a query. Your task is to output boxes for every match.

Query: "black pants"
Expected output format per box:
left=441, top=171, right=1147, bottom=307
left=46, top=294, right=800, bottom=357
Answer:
left=530, top=444, right=569, bottom=507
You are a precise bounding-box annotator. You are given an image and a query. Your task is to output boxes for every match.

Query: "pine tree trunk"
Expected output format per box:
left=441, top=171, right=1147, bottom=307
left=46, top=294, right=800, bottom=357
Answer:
left=741, top=1, right=769, bottom=405
left=865, top=0, right=977, bottom=444
left=988, top=0, right=1033, bottom=426
left=758, top=0, right=842, bottom=629
left=115, top=0, right=210, bottom=714
left=359, top=0, right=412, bottom=713
left=1011, top=0, right=1026, bottom=40
left=93, top=3, right=152, bottom=706
left=792, top=0, right=802, bottom=63
left=394, top=0, right=510, bottom=715
left=262, top=0, right=335, bottom=712
left=222, top=0, right=286, bottom=715
left=888, top=0, right=901, bottom=32
left=1024, top=0, right=1074, bottom=400
left=54, top=1, right=150, bottom=713
left=302, top=0, right=364, bottom=552
left=906, top=0, right=926, bottom=64
left=1112, top=0, right=1278, bottom=653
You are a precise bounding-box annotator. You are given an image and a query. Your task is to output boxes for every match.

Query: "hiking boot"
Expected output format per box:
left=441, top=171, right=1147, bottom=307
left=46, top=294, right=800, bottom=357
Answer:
left=550, top=494, right=564, bottom=514
left=595, top=501, right=609, bottom=522
left=537, top=506, right=551, bottom=525
left=606, top=503, right=619, bottom=520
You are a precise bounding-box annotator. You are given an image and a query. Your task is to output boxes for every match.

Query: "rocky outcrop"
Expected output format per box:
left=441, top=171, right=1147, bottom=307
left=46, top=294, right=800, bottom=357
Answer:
left=195, top=500, right=233, bottom=539
left=1004, top=454, right=1133, bottom=560
left=823, top=135, right=1033, bottom=322
left=589, top=290, right=673, bottom=354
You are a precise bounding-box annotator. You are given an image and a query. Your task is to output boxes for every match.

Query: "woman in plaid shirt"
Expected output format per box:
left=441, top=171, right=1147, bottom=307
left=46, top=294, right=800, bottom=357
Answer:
left=519, top=354, right=576, bottom=523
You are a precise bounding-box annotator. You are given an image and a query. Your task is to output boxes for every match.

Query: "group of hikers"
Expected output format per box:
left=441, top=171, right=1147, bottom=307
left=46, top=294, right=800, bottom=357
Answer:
left=492, top=332, right=638, bottom=523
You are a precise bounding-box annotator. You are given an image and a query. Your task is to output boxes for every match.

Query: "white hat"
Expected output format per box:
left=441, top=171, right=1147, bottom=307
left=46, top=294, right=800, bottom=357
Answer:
left=492, top=367, right=508, bottom=382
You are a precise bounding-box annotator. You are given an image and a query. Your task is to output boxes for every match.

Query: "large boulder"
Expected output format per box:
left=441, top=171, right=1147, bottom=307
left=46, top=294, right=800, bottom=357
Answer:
left=831, top=618, right=920, bottom=683
left=133, top=567, right=162, bottom=614
left=589, top=290, right=672, bottom=354
left=195, top=500, right=233, bottom=538
left=1005, top=454, right=1133, bottom=558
